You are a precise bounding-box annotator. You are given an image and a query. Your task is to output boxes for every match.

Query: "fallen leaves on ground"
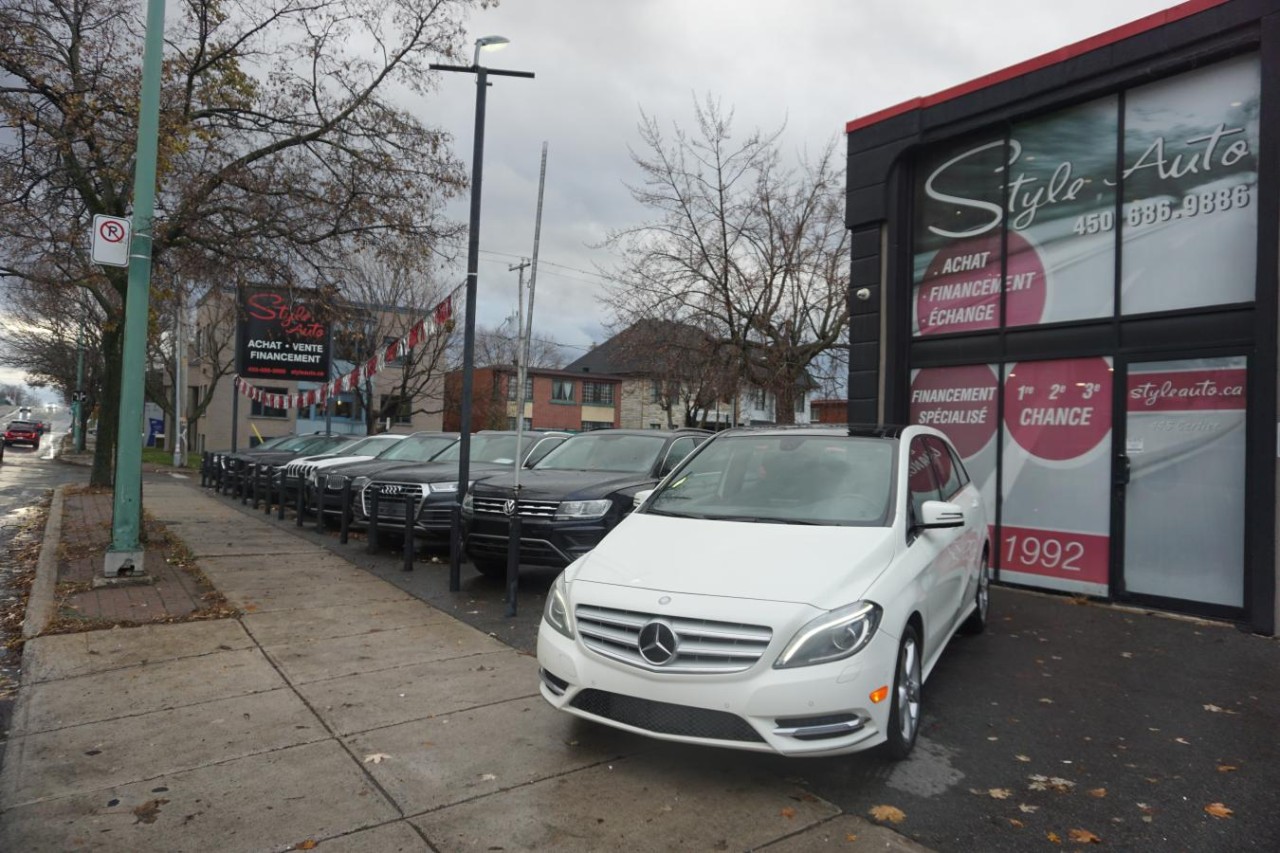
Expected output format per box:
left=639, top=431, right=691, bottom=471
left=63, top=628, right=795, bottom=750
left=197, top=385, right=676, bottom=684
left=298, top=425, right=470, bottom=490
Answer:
left=1047, top=831, right=1062, bottom=844
left=1174, top=737, right=1190, bottom=745
left=1086, top=788, right=1107, bottom=798
left=480, top=773, right=497, bottom=781
left=1028, top=775, right=1076, bottom=793
left=1217, top=764, right=1238, bottom=773
left=363, top=753, right=391, bottom=764
left=868, top=804, right=906, bottom=824
left=133, top=798, right=169, bottom=824
left=779, top=807, right=796, bottom=819
left=1015, top=754, right=1032, bottom=763
left=1009, top=818, right=1025, bottom=829
left=1204, top=802, right=1234, bottom=819
left=1068, top=828, right=1102, bottom=844
left=989, top=788, right=1013, bottom=799
left=1203, top=704, right=1239, bottom=715
left=293, top=841, right=318, bottom=851
left=1019, top=804, right=1040, bottom=814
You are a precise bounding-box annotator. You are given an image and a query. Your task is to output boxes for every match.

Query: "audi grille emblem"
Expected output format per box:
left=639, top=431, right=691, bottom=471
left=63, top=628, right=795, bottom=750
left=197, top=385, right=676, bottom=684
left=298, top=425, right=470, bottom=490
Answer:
left=380, top=484, right=402, bottom=495
left=637, top=620, right=679, bottom=666
left=503, top=499, right=517, bottom=516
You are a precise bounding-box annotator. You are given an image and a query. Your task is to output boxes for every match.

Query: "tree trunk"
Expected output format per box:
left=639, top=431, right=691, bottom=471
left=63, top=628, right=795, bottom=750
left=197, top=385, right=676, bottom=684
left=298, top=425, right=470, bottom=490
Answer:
left=774, top=377, right=798, bottom=426
left=90, top=327, right=123, bottom=487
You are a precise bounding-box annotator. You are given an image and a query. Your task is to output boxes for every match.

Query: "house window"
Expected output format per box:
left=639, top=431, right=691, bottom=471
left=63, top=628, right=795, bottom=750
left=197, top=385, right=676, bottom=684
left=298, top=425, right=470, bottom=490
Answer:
left=582, top=381, right=614, bottom=405
left=649, top=422, right=663, bottom=430
left=507, top=376, right=534, bottom=401
left=332, top=395, right=356, bottom=419
left=650, top=380, right=662, bottom=403
left=581, top=420, right=613, bottom=431
left=251, top=387, right=288, bottom=419
left=795, top=395, right=805, bottom=412
left=552, top=379, right=575, bottom=402
left=752, top=388, right=768, bottom=409
left=507, top=416, right=534, bottom=430
left=379, top=394, right=413, bottom=425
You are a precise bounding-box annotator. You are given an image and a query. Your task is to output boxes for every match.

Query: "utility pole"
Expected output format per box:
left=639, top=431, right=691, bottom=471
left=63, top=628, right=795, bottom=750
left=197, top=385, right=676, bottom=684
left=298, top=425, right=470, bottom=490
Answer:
left=104, top=0, right=166, bottom=578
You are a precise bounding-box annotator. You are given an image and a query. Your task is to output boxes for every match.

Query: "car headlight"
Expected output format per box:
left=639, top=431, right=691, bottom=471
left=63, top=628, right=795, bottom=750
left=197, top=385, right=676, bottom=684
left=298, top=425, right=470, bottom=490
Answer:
left=543, top=573, right=574, bottom=639
left=461, top=488, right=474, bottom=515
left=555, top=499, right=611, bottom=520
left=774, top=602, right=883, bottom=669
left=426, top=481, right=458, bottom=494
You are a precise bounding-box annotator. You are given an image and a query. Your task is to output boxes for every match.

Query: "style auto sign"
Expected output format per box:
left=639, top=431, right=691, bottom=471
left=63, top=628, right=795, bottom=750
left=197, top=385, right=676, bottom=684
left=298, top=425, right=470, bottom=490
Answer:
left=236, top=288, right=331, bottom=381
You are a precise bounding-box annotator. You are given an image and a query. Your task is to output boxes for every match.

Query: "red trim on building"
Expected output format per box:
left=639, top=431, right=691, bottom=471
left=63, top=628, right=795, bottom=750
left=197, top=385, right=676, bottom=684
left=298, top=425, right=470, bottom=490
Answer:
left=844, top=0, right=1230, bottom=133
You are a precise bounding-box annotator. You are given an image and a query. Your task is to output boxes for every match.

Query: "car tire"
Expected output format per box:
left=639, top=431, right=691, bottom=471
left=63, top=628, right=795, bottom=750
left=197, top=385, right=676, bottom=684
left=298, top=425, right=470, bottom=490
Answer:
left=471, top=559, right=509, bottom=580
left=883, top=623, right=922, bottom=761
left=960, top=549, right=990, bottom=635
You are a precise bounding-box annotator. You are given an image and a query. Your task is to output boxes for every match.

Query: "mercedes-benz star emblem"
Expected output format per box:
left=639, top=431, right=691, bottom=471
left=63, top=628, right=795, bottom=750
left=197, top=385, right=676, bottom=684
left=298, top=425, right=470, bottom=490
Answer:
left=503, top=498, right=517, bottom=516
left=637, top=620, right=679, bottom=666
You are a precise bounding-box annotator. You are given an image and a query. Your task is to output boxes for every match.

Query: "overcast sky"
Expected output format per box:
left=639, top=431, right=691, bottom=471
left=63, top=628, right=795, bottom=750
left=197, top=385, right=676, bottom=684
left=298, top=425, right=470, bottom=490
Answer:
left=420, top=0, right=1179, bottom=362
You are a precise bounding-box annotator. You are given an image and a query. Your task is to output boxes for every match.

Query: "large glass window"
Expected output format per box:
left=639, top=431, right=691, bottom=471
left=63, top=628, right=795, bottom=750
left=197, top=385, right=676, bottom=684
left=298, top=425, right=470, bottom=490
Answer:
left=251, top=386, right=288, bottom=419
left=911, top=53, right=1260, bottom=334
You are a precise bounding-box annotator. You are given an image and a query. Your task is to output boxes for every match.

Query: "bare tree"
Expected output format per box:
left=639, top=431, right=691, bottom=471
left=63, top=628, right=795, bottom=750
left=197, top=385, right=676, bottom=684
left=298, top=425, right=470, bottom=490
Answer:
left=473, top=313, right=569, bottom=369
left=0, top=0, right=473, bottom=484
left=333, top=250, right=457, bottom=434
left=603, top=97, right=849, bottom=424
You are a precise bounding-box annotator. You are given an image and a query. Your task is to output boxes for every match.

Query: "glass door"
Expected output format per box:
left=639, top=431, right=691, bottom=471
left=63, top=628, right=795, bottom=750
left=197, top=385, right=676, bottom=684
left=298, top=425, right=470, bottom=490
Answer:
left=1119, top=356, right=1247, bottom=608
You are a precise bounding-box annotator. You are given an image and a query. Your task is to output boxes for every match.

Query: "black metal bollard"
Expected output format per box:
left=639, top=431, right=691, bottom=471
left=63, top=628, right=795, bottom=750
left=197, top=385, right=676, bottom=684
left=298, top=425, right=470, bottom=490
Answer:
left=295, top=476, right=306, bottom=526
left=200, top=452, right=208, bottom=488
left=402, top=494, right=417, bottom=571
left=264, top=470, right=275, bottom=515
left=367, top=489, right=380, bottom=553
left=315, top=479, right=328, bottom=532
left=239, top=465, right=248, bottom=504
left=506, top=513, right=521, bottom=617
left=339, top=479, right=352, bottom=545
left=277, top=473, right=287, bottom=520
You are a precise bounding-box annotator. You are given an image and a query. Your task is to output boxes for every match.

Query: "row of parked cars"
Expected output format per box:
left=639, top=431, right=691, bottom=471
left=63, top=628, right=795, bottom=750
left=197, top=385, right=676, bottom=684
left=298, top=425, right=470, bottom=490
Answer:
left=205, top=427, right=711, bottom=573
left=204, top=424, right=991, bottom=764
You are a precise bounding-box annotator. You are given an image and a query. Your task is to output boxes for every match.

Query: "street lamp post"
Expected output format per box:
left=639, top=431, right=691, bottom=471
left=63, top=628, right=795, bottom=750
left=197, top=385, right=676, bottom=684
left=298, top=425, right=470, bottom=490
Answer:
left=431, top=37, right=534, bottom=591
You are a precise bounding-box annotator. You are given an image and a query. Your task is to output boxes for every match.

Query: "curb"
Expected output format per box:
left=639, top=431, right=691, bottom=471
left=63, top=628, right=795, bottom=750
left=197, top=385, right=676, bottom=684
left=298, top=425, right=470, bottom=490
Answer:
left=23, top=485, right=64, bottom=639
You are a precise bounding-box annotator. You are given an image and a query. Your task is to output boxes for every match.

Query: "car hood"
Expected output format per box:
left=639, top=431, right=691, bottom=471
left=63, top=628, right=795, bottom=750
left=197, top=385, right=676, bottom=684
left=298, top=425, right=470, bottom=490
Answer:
left=300, top=454, right=376, bottom=471
left=369, top=460, right=517, bottom=483
left=567, top=512, right=898, bottom=608
left=474, top=469, right=652, bottom=501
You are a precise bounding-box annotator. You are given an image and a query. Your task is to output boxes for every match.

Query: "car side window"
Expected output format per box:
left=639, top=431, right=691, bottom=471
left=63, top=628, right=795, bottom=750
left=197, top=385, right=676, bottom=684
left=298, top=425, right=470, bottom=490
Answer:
left=660, top=437, right=697, bottom=476
left=525, top=435, right=566, bottom=466
left=907, top=437, right=943, bottom=522
left=924, top=436, right=964, bottom=500
left=944, top=441, right=970, bottom=489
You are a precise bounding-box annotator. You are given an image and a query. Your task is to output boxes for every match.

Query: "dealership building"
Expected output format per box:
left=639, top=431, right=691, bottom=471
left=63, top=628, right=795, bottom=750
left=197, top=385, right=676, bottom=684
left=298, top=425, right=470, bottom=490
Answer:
left=845, top=0, right=1277, bottom=634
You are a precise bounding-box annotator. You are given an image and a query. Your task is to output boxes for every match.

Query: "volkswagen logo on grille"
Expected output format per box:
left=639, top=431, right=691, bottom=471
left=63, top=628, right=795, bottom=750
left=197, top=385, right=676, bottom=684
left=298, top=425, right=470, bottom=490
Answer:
left=637, top=620, right=679, bottom=666
left=503, top=499, right=517, bottom=516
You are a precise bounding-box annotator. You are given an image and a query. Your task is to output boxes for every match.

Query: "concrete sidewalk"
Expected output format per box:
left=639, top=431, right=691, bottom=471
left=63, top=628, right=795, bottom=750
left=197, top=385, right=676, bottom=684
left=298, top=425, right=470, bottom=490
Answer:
left=0, top=481, right=925, bottom=852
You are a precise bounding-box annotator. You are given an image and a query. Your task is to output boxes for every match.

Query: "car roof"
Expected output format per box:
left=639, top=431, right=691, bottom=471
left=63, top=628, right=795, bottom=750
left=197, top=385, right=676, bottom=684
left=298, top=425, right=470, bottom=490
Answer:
left=7, top=421, right=38, bottom=428
left=714, top=424, right=915, bottom=439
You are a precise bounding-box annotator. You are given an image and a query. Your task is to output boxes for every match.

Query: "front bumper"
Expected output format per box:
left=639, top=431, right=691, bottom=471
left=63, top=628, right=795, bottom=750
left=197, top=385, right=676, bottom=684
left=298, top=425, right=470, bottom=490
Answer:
left=463, top=515, right=610, bottom=569
left=534, top=597, right=900, bottom=757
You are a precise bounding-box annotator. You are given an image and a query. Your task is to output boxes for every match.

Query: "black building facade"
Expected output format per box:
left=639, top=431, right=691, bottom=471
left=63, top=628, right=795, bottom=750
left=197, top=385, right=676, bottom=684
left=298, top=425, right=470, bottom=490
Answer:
left=845, top=0, right=1277, bottom=634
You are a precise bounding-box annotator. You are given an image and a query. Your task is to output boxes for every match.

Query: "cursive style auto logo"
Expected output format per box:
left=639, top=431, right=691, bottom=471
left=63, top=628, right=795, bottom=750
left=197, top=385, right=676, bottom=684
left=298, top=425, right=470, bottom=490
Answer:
left=637, top=620, right=679, bottom=666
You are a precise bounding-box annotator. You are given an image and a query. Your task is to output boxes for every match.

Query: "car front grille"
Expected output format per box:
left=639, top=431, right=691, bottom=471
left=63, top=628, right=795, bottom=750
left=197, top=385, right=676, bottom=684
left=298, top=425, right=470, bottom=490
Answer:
left=472, top=496, right=559, bottom=518
left=360, top=482, right=425, bottom=517
left=570, top=689, right=764, bottom=743
left=574, top=605, right=772, bottom=674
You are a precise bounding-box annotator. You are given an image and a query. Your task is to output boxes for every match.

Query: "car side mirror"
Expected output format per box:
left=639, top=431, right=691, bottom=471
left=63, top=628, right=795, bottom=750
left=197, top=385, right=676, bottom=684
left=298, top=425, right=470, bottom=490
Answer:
left=917, top=500, right=965, bottom=530
left=633, top=488, right=655, bottom=510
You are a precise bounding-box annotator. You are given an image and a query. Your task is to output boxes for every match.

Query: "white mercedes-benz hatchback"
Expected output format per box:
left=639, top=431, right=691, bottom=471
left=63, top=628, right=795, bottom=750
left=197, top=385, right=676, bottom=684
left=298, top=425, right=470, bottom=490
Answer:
left=536, top=425, right=990, bottom=759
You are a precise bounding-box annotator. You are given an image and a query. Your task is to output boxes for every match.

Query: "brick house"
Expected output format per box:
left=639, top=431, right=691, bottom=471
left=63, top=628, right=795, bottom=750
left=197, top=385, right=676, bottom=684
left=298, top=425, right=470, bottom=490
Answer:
left=443, top=365, right=621, bottom=433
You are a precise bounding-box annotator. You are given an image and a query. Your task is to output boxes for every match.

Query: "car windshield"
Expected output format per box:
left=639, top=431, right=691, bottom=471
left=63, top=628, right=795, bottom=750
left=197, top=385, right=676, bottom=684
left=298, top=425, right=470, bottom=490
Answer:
left=376, top=433, right=456, bottom=461
left=265, top=435, right=325, bottom=452
left=534, top=432, right=667, bottom=473
left=644, top=433, right=895, bottom=526
left=294, top=435, right=350, bottom=454
left=339, top=435, right=401, bottom=456
left=431, top=434, right=533, bottom=465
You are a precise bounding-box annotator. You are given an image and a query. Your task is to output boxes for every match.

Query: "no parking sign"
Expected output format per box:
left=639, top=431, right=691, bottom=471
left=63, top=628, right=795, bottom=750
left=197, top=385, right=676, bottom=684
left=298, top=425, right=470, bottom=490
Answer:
left=91, top=214, right=131, bottom=267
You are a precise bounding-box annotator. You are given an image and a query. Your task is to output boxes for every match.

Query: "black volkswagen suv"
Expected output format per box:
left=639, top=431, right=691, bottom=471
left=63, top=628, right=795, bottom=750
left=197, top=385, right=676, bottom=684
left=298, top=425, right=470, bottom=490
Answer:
left=461, top=428, right=710, bottom=577
left=359, top=430, right=570, bottom=542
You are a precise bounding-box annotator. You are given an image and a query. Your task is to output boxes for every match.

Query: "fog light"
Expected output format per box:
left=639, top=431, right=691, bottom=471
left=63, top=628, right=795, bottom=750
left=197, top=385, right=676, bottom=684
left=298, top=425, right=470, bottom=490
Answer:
left=870, top=685, right=889, bottom=704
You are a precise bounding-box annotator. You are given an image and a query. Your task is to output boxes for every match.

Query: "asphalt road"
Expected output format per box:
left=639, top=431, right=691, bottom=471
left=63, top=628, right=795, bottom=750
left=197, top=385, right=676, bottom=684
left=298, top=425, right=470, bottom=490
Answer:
left=202, top=483, right=1280, bottom=852
left=0, top=409, right=83, bottom=768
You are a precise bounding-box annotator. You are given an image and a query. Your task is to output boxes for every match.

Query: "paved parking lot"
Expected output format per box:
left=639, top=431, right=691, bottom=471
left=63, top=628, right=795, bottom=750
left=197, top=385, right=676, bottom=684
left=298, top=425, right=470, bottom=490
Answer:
left=198, top=475, right=1280, bottom=851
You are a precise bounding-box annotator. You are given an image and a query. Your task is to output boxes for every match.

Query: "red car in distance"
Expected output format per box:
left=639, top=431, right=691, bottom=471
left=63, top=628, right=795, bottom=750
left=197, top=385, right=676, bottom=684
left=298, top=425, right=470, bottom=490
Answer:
left=4, top=421, right=42, bottom=449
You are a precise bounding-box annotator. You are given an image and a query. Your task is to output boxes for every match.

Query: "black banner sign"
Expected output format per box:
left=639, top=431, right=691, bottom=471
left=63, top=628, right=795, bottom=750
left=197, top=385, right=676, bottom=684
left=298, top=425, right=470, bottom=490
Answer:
left=235, top=287, right=331, bottom=381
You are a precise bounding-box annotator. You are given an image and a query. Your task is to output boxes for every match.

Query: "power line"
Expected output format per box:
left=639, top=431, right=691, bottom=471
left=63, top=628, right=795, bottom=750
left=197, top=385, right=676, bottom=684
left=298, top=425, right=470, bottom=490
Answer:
left=478, top=249, right=609, bottom=282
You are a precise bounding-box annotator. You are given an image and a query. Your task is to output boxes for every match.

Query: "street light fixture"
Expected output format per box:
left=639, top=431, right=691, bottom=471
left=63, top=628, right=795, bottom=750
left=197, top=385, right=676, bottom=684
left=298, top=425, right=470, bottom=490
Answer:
left=430, top=38, right=534, bottom=591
